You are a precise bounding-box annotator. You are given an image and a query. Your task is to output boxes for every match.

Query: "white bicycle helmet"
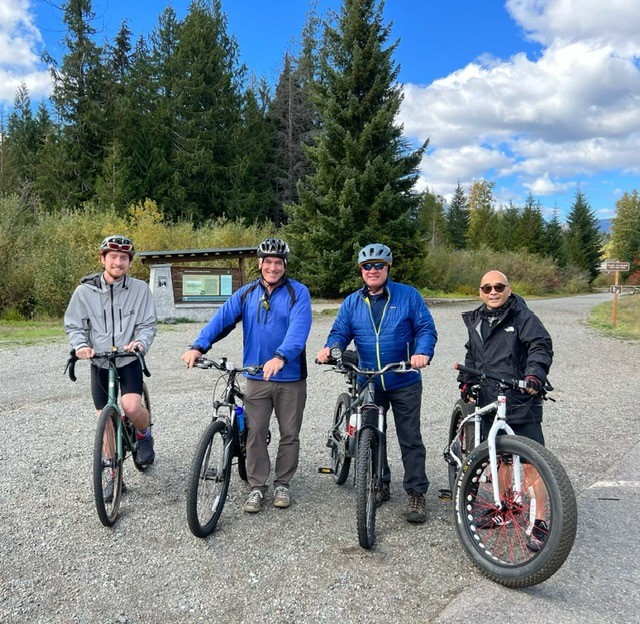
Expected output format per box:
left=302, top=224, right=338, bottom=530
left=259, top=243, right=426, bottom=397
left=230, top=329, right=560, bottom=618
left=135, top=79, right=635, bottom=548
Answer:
left=100, top=235, right=135, bottom=259
left=358, top=243, right=392, bottom=265
left=257, top=237, right=290, bottom=260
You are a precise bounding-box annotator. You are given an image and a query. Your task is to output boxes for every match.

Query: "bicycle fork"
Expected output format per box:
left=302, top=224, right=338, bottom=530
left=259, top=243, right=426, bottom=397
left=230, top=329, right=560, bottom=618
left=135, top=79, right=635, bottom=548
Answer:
left=487, top=394, right=523, bottom=507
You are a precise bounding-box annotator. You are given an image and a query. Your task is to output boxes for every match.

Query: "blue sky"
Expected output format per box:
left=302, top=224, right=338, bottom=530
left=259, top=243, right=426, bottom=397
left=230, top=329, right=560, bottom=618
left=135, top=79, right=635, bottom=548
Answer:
left=2, top=0, right=640, bottom=221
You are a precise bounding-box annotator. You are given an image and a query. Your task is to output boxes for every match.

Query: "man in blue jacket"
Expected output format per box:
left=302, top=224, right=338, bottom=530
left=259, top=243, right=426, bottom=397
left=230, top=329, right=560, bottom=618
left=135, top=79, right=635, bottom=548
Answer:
left=316, top=243, right=437, bottom=523
left=182, top=238, right=312, bottom=513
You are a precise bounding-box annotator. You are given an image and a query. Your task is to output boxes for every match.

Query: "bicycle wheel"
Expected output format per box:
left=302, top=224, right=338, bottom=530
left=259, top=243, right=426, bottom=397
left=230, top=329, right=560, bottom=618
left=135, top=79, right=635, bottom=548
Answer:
left=447, top=399, right=476, bottom=492
left=454, top=435, right=577, bottom=587
left=356, top=428, right=378, bottom=549
left=186, top=420, right=233, bottom=538
left=93, top=406, right=122, bottom=527
left=332, top=393, right=352, bottom=485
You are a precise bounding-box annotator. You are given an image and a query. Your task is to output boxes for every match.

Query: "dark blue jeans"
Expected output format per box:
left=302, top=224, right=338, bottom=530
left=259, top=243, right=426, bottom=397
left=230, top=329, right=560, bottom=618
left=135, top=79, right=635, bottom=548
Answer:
left=373, top=380, right=428, bottom=495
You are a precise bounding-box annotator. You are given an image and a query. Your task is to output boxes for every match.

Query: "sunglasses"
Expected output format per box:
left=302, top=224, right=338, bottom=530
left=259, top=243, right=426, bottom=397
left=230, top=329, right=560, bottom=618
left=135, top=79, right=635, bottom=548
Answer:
left=361, top=262, right=387, bottom=271
left=480, top=283, right=508, bottom=294
left=105, top=241, right=133, bottom=252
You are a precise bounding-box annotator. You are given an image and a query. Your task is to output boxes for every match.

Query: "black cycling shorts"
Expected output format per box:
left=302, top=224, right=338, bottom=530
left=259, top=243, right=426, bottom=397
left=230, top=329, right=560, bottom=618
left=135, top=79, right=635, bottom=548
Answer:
left=91, top=359, right=143, bottom=410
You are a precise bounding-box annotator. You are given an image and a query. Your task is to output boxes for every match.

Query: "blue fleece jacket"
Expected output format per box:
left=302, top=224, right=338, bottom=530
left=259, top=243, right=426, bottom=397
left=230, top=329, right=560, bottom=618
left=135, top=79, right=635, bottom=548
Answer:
left=325, top=279, right=437, bottom=391
left=191, top=277, right=312, bottom=382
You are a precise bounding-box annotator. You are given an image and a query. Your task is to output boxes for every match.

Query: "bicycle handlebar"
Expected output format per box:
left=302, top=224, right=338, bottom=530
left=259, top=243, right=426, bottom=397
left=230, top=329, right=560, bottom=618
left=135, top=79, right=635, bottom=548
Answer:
left=64, top=347, right=150, bottom=382
left=317, top=358, right=414, bottom=376
left=194, top=356, right=262, bottom=377
left=453, top=362, right=552, bottom=393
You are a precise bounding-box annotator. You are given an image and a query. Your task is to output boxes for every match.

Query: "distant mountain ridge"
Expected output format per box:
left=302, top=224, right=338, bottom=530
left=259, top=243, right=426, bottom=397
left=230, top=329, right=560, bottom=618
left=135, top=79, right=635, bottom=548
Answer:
left=598, top=219, right=611, bottom=234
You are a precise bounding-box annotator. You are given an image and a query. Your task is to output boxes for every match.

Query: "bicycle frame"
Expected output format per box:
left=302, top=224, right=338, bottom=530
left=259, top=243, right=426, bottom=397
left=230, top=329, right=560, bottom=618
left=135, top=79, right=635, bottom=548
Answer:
left=450, top=393, right=522, bottom=507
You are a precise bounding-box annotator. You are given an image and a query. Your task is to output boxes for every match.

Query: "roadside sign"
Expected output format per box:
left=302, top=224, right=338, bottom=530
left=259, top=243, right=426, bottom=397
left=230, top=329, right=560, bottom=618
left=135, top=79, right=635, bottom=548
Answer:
left=609, top=285, right=637, bottom=295
left=610, top=285, right=622, bottom=294
left=605, top=261, right=631, bottom=271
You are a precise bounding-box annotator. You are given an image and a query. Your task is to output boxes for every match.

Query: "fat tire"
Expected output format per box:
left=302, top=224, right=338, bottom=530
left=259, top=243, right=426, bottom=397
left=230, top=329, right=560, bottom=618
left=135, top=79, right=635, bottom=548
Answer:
left=93, top=406, right=122, bottom=527
left=454, top=435, right=577, bottom=587
left=447, top=399, right=476, bottom=492
left=186, top=420, right=232, bottom=538
left=332, top=393, right=352, bottom=485
left=356, top=428, right=377, bottom=549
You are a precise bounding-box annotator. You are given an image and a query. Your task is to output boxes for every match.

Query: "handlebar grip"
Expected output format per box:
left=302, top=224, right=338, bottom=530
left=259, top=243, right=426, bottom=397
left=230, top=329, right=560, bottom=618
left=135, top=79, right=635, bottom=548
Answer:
left=65, top=350, right=78, bottom=382
left=453, top=362, right=481, bottom=376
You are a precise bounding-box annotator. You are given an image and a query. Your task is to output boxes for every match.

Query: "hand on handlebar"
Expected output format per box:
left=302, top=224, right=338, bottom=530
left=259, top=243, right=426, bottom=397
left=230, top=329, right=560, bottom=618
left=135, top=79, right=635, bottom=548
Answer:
left=182, top=349, right=202, bottom=369
left=315, top=347, right=331, bottom=364
left=124, top=341, right=144, bottom=353
left=524, top=375, right=542, bottom=395
left=410, top=354, right=429, bottom=369
left=75, top=346, right=95, bottom=360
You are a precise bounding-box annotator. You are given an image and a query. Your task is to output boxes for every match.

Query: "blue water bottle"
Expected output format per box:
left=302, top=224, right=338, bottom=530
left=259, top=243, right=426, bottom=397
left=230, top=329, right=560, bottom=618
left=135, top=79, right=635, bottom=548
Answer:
left=235, top=405, right=245, bottom=432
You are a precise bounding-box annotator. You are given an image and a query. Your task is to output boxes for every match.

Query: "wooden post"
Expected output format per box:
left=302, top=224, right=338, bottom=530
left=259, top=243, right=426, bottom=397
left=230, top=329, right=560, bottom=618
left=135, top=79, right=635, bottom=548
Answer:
left=612, top=269, right=619, bottom=327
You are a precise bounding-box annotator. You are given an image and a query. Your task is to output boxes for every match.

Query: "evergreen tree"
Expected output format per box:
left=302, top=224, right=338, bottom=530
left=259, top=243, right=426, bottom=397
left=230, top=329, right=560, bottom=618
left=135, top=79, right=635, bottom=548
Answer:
left=516, top=192, right=545, bottom=253
left=416, top=189, right=447, bottom=249
left=495, top=201, right=521, bottom=252
left=4, top=83, right=39, bottom=194
left=47, top=0, right=109, bottom=206
left=167, top=0, right=246, bottom=222
left=564, top=188, right=602, bottom=281
left=467, top=180, right=498, bottom=249
left=542, top=207, right=566, bottom=266
left=610, top=189, right=640, bottom=275
left=446, top=181, right=469, bottom=249
left=288, top=0, right=427, bottom=296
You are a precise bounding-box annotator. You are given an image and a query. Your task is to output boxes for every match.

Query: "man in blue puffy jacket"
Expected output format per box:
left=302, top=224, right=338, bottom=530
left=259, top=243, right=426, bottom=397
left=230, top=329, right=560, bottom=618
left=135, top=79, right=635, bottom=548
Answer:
left=182, top=238, right=312, bottom=513
left=316, top=243, right=437, bottom=523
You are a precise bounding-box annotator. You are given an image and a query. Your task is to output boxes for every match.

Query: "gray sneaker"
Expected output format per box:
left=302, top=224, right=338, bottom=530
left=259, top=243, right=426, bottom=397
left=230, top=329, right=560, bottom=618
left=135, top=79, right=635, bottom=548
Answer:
left=406, top=492, right=427, bottom=524
left=273, top=485, right=291, bottom=508
left=243, top=489, right=265, bottom=513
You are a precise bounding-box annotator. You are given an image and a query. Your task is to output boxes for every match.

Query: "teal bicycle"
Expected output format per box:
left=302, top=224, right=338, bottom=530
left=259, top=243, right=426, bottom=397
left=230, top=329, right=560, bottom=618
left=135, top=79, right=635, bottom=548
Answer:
left=66, top=348, right=151, bottom=527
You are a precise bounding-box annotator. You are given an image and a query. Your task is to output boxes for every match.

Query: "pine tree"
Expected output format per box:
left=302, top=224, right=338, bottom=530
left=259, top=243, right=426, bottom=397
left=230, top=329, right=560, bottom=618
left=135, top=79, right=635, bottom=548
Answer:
left=446, top=182, right=469, bottom=249
left=47, top=0, right=109, bottom=206
left=417, top=189, right=447, bottom=249
left=542, top=207, right=566, bottom=266
left=288, top=0, right=427, bottom=296
left=516, top=193, right=545, bottom=253
left=467, top=180, right=497, bottom=249
left=495, top=201, right=521, bottom=252
left=564, top=188, right=602, bottom=281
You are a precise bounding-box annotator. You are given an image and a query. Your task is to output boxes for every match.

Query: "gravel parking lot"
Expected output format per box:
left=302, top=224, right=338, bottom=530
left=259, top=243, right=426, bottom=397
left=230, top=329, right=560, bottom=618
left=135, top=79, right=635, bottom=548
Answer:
left=1, top=293, right=637, bottom=623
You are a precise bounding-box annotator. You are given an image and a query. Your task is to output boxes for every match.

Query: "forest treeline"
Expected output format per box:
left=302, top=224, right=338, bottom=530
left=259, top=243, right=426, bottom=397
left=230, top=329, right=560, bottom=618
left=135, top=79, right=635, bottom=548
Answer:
left=1, top=0, right=639, bottom=318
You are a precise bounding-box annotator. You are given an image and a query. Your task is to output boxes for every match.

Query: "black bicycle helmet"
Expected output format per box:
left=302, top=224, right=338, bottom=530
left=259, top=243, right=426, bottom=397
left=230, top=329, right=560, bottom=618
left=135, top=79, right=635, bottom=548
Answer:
left=257, top=237, right=290, bottom=260
left=358, top=243, right=392, bottom=265
left=100, top=235, right=135, bottom=259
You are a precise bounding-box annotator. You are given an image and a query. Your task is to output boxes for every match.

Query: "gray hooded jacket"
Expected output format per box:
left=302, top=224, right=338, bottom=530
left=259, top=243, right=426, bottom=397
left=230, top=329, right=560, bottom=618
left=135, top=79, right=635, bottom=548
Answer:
left=64, top=272, right=157, bottom=359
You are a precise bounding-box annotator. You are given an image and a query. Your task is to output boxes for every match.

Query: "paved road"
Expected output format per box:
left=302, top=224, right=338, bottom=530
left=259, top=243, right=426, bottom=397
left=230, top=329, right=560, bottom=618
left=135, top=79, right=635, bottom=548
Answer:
left=1, top=293, right=638, bottom=623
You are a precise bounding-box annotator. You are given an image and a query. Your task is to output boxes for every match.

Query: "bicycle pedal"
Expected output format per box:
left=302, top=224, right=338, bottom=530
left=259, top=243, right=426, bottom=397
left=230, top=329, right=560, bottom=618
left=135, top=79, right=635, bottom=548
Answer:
left=438, top=488, right=452, bottom=501
left=318, top=467, right=334, bottom=474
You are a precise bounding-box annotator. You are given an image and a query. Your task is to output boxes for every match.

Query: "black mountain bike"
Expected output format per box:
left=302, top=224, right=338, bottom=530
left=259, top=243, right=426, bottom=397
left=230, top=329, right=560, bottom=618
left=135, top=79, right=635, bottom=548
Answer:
left=186, top=356, right=261, bottom=538
left=65, top=348, right=151, bottom=527
left=319, top=348, right=414, bottom=548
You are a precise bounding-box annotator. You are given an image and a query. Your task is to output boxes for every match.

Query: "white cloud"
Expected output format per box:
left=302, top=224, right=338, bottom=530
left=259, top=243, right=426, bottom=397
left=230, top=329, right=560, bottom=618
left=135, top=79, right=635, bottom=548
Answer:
left=0, top=0, right=51, bottom=103
left=399, top=0, right=640, bottom=210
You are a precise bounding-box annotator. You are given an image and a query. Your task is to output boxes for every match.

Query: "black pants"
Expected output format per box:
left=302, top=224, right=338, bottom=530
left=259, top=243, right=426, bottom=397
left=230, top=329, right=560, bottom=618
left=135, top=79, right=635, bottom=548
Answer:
left=373, top=380, right=428, bottom=495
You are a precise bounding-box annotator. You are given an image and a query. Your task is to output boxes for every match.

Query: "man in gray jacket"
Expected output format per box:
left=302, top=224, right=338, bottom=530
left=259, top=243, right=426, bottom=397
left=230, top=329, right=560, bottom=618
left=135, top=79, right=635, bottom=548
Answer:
left=64, top=235, right=157, bottom=466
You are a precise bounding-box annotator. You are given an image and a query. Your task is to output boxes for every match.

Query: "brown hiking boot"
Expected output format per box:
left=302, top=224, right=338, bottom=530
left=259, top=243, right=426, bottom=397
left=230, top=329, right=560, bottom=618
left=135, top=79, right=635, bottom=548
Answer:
left=375, top=482, right=391, bottom=507
left=406, top=492, right=427, bottom=523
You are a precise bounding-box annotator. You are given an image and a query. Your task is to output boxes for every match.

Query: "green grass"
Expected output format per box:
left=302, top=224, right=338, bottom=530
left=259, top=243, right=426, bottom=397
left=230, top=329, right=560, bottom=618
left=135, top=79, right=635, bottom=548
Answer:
left=588, top=294, right=640, bottom=340
left=0, top=319, right=66, bottom=347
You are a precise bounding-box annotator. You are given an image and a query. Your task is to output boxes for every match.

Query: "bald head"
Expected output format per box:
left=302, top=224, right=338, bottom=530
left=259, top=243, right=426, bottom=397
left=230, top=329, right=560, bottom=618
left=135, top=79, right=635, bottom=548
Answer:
left=479, top=270, right=511, bottom=309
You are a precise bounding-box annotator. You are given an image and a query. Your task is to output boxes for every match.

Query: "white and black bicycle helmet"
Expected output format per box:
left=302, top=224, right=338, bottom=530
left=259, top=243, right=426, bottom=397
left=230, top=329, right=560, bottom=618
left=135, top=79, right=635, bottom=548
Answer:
left=100, top=235, right=135, bottom=259
left=358, top=243, right=393, bottom=266
left=257, top=237, right=290, bottom=261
